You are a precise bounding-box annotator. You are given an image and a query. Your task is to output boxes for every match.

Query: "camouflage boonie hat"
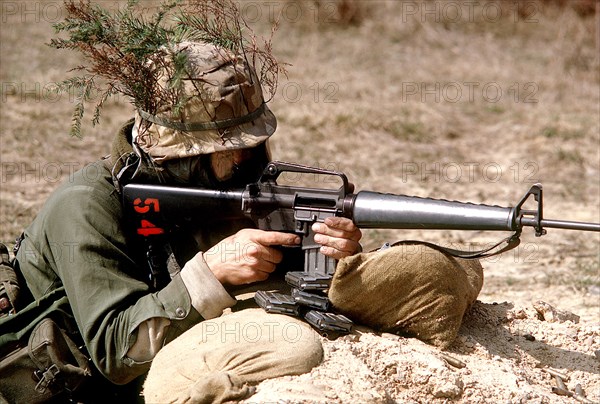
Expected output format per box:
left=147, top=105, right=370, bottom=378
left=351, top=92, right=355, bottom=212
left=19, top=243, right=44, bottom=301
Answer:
left=132, top=41, right=277, bottom=163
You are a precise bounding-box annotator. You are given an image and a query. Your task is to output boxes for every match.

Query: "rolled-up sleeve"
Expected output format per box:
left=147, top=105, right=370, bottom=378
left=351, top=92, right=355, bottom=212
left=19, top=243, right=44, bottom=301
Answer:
left=179, top=252, right=236, bottom=319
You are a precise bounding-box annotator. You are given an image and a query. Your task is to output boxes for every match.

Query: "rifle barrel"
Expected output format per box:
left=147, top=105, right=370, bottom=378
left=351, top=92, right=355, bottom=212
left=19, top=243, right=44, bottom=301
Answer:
left=350, top=191, right=515, bottom=231
left=520, top=218, right=600, bottom=232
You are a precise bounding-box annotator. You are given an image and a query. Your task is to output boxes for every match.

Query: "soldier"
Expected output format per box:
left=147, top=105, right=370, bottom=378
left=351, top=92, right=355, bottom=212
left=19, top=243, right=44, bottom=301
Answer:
left=2, top=3, right=486, bottom=402
left=7, top=40, right=362, bottom=401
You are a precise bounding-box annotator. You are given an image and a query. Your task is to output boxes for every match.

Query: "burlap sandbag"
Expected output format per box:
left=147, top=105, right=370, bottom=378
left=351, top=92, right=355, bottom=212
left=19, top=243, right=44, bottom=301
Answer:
left=328, top=242, right=484, bottom=348
left=143, top=308, right=323, bottom=404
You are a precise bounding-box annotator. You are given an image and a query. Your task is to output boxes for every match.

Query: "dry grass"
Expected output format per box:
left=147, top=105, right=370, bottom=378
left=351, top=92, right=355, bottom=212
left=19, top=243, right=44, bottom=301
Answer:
left=1, top=0, right=598, bottom=318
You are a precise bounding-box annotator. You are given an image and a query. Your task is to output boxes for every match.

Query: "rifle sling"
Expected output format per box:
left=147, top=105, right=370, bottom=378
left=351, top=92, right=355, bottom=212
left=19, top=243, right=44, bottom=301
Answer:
left=388, top=232, right=522, bottom=260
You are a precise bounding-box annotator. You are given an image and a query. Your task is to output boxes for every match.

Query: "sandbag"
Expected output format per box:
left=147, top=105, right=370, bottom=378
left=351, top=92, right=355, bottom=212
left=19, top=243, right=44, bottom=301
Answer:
left=143, top=308, right=323, bottom=403
left=328, top=242, right=484, bottom=348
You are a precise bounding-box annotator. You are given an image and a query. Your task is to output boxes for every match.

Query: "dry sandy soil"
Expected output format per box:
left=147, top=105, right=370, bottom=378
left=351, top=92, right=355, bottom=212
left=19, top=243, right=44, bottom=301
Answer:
left=1, top=0, right=599, bottom=403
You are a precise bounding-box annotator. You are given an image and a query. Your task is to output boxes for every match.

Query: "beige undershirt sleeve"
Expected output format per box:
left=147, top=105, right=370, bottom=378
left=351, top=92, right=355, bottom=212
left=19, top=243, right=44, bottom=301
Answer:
left=126, top=252, right=236, bottom=362
left=126, top=318, right=171, bottom=362
left=178, top=252, right=237, bottom=319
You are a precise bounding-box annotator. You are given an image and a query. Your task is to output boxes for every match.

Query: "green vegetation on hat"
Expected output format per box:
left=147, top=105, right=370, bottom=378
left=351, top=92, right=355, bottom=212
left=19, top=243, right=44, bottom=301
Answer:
left=48, top=0, right=285, bottom=138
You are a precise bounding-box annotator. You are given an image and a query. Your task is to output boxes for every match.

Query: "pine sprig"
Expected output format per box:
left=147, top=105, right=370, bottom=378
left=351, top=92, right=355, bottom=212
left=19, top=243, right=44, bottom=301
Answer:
left=49, top=0, right=285, bottom=137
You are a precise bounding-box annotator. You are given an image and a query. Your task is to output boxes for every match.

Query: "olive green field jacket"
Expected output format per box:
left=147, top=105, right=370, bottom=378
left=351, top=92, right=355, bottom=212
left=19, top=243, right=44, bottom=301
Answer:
left=14, top=160, right=203, bottom=385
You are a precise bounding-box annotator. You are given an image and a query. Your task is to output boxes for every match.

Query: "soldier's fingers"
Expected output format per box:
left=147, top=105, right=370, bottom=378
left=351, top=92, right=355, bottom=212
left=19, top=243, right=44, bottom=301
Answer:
left=244, top=229, right=301, bottom=247
left=319, top=245, right=354, bottom=260
left=314, top=234, right=360, bottom=254
left=323, top=217, right=359, bottom=232
left=252, top=260, right=277, bottom=275
left=312, top=222, right=362, bottom=242
left=236, top=267, right=271, bottom=284
left=242, top=243, right=283, bottom=265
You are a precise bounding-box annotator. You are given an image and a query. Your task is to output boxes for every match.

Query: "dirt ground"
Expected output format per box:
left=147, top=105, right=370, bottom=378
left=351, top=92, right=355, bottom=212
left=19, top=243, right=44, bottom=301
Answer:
left=1, top=0, right=598, bottom=403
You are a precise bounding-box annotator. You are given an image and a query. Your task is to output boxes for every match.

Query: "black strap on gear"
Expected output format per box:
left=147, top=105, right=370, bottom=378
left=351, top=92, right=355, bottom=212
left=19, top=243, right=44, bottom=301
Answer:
left=146, top=241, right=182, bottom=291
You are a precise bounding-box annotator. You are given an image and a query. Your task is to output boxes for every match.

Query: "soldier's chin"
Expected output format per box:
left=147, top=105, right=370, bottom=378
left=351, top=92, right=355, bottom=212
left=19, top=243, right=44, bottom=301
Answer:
left=211, top=168, right=235, bottom=183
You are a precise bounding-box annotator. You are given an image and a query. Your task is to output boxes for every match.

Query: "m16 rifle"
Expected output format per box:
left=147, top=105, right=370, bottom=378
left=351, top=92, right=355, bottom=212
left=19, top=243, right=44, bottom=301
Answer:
left=122, top=161, right=600, bottom=334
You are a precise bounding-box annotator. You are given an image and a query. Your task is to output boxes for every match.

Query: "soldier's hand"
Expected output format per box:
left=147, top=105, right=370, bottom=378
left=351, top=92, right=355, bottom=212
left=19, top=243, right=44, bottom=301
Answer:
left=312, top=217, right=362, bottom=260
left=204, top=229, right=301, bottom=285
